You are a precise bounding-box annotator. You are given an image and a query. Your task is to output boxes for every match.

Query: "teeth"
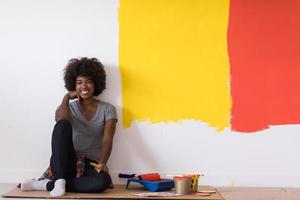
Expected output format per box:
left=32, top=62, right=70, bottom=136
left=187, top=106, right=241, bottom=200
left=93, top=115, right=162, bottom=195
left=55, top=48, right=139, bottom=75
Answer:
left=81, top=91, right=88, bottom=94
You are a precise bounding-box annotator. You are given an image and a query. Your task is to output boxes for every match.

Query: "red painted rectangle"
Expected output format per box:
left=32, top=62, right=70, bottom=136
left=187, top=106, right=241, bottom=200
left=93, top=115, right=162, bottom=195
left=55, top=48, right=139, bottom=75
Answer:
left=228, top=0, right=300, bottom=132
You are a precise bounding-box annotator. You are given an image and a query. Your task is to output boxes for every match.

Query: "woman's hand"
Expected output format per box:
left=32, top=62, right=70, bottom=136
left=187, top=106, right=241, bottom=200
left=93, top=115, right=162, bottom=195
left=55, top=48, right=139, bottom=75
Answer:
left=91, top=162, right=109, bottom=173
left=67, top=91, right=78, bottom=100
left=67, top=91, right=83, bottom=104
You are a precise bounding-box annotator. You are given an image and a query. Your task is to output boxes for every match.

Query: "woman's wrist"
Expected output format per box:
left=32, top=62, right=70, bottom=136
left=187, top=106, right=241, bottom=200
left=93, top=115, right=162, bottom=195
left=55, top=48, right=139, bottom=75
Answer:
left=62, top=94, right=71, bottom=103
left=64, top=93, right=69, bottom=99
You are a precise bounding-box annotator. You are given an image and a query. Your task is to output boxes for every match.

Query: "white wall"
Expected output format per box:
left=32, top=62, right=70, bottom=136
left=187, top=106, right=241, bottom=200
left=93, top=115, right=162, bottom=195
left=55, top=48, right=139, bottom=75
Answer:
left=1, top=0, right=300, bottom=187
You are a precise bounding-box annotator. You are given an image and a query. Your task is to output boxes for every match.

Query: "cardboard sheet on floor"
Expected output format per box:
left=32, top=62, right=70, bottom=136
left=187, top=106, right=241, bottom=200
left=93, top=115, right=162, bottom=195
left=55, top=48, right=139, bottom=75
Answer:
left=2, top=185, right=223, bottom=199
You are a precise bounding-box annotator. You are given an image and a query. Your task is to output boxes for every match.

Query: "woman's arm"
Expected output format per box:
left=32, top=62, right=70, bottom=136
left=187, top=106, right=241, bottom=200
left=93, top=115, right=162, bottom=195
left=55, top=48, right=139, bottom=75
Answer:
left=95, top=119, right=116, bottom=172
left=55, top=92, right=77, bottom=121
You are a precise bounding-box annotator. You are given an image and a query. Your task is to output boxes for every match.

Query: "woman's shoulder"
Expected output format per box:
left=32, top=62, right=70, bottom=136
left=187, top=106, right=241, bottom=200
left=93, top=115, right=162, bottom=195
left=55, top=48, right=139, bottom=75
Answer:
left=98, top=100, right=117, bottom=116
left=99, top=100, right=116, bottom=109
left=98, top=100, right=117, bottom=121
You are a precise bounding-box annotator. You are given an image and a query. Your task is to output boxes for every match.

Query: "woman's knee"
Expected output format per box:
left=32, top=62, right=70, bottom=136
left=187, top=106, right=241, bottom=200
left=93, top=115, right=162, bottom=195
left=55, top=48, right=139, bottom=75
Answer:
left=53, top=120, right=72, bottom=137
left=55, top=120, right=72, bottom=130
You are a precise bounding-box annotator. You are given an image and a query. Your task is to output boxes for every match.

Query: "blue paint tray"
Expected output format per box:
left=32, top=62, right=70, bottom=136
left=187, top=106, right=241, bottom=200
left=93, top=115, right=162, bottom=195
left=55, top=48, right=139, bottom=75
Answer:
left=126, top=178, right=174, bottom=192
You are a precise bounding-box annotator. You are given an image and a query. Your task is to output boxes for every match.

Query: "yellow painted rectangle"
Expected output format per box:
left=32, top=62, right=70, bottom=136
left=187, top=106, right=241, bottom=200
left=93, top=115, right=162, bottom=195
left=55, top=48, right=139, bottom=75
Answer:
left=119, top=0, right=231, bottom=131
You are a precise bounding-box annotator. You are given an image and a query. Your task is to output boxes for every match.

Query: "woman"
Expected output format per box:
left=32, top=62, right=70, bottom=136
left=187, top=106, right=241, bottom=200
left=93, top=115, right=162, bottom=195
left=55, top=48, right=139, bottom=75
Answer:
left=21, top=57, right=117, bottom=197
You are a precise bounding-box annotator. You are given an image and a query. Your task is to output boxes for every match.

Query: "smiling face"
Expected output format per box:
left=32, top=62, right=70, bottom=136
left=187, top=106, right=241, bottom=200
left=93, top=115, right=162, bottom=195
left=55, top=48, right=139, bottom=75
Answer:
left=75, top=76, right=95, bottom=99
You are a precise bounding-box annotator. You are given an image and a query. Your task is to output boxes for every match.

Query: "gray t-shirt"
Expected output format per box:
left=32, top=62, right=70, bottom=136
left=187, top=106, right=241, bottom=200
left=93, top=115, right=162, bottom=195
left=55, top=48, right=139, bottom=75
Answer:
left=69, top=100, right=117, bottom=162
